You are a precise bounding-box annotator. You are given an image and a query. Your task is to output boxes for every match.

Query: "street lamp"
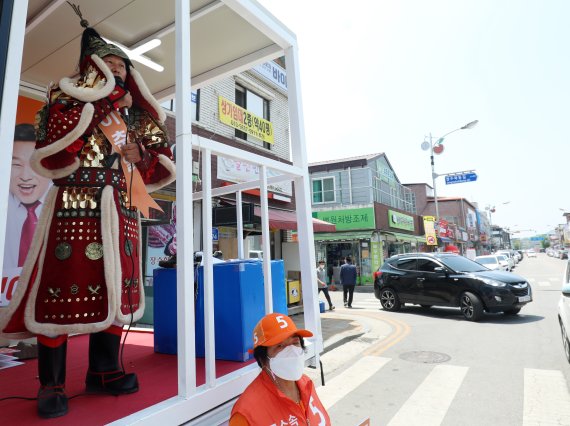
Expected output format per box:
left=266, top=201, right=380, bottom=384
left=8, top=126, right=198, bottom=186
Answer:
left=421, top=120, right=479, bottom=223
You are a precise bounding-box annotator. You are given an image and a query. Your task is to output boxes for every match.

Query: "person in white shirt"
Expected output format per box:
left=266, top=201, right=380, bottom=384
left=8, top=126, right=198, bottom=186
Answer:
left=316, top=260, right=334, bottom=310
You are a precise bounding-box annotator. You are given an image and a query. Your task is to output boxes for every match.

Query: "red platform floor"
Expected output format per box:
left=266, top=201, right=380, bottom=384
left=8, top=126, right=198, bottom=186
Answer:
left=0, top=331, right=253, bottom=425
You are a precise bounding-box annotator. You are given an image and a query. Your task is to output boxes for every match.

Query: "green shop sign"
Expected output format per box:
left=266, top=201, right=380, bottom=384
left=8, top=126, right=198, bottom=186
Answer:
left=388, top=210, right=415, bottom=231
left=313, top=207, right=375, bottom=231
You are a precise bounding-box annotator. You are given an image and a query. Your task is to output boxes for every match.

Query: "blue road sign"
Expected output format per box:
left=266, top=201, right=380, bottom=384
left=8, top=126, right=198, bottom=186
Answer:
left=530, top=236, right=544, bottom=241
left=212, top=227, right=219, bottom=241
left=445, top=172, right=477, bottom=185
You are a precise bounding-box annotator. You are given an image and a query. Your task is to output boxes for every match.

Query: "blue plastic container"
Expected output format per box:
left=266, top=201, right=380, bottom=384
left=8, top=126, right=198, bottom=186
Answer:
left=195, top=260, right=265, bottom=361
left=319, top=300, right=326, bottom=313
left=153, top=260, right=289, bottom=359
left=153, top=268, right=178, bottom=355
left=270, top=260, right=288, bottom=315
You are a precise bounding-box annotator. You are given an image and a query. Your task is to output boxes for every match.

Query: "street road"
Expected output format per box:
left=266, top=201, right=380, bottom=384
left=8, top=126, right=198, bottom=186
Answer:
left=316, top=254, right=570, bottom=426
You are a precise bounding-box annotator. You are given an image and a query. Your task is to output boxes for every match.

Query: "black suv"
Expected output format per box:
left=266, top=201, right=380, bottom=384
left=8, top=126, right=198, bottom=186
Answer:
left=373, top=253, right=532, bottom=321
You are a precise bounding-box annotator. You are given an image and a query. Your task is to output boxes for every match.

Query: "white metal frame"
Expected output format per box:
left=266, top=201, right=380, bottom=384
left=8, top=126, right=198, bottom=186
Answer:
left=2, top=0, right=321, bottom=424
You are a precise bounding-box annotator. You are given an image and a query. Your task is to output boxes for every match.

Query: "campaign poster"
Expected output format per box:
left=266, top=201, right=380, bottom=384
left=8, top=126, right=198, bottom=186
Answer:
left=1, top=95, right=50, bottom=306
left=146, top=200, right=176, bottom=278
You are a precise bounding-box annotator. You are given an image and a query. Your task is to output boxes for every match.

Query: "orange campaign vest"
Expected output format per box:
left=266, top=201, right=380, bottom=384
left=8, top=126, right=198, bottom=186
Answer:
left=231, top=371, right=331, bottom=426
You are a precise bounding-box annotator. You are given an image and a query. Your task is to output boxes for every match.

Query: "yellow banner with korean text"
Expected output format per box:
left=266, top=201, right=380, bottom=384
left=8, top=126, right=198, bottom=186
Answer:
left=423, top=216, right=438, bottom=246
left=218, top=96, right=274, bottom=144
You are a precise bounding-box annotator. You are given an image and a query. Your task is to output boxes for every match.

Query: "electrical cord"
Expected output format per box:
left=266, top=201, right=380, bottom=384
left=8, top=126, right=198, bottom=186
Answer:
left=119, top=112, right=136, bottom=375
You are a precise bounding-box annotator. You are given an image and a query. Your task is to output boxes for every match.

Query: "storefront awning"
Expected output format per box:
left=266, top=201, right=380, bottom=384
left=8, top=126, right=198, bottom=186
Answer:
left=439, top=236, right=454, bottom=243
left=314, top=231, right=372, bottom=242
left=254, top=207, right=336, bottom=232
left=383, top=231, right=426, bottom=243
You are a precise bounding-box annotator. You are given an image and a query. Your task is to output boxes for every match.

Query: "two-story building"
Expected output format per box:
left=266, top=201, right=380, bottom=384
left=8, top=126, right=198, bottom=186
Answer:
left=309, top=153, right=427, bottom=284
left=147, top=60, right=334, bottom=284
left=405, top=182, right=483, bottom=255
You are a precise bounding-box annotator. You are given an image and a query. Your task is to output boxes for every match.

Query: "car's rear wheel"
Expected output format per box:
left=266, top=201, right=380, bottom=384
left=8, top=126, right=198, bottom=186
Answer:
left=380, top=288, right=401, bottom=312
left=460, top=292, right=483, bottom=321
left=503, top=307, right=521, bottom=315
left=559, top=317, right=570, bottom=363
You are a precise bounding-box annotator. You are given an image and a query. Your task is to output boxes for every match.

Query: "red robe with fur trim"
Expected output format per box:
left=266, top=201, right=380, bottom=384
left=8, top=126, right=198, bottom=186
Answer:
left=0, top=54, right=175, bottom=338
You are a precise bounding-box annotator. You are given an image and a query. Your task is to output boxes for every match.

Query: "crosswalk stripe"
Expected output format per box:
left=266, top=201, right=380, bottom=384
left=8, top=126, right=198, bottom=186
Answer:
left=523, top=368, right=570, bottom=425
left=549, top=277, right=559, bottom=282
left=318, top=355, right=390, bottom=409
left=387, top=365, right=468, bottom=426
left=538, top=281, right=551, bottom=287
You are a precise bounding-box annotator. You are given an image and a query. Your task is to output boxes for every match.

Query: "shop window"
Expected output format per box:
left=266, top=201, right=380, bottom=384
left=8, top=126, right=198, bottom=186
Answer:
left=159, top=89, right=199, bottom=121
left=312, top=177, right=335, bottom=204
left=235, top=84, right=271, bottom=150
left=443, top=215, right=458, bottom=225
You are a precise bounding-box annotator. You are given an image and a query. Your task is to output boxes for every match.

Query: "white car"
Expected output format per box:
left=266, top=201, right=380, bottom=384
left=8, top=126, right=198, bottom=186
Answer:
left=558, top=262, right=570, bottom=362
left=474, top=255, right=509, bottom=271
left=496, top=250, right=515, bottom=271
left=527, top=250, right=537, bottom=258
left=495, top=255, right=511, bottom=270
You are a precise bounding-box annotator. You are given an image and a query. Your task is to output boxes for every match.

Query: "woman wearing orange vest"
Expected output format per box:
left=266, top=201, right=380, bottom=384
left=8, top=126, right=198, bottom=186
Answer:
left=230, top=313, right=331, bottom=426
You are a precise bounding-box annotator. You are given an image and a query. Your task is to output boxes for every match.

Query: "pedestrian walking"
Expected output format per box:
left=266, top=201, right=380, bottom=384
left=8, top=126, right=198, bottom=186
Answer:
left=316, top=260, right=334, bottom=310
left=340, top=256, right=357, bottom=308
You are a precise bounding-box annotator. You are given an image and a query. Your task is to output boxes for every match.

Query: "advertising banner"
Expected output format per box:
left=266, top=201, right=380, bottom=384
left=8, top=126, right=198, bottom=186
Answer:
left=146, top=200, right=175, bottom=279
left=313, top=207, right=375, bottom=231
left=423, top=216, right=438, bottom=246
left=218, top=96, right=274, bottom=143
left=1, top=96, right=49, bottom=307
left=217, top=156, right=292, bottom=196
left=388, top=210, right=414, bottom=231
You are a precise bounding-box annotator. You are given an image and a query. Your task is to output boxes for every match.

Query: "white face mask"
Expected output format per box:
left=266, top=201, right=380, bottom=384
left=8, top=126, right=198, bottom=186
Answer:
left=268, top=344, right=305, bottom=381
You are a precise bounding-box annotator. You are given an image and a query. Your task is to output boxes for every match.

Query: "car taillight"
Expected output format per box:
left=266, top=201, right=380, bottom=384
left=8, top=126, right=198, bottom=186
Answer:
left=373, top=271, right=383, bottom=280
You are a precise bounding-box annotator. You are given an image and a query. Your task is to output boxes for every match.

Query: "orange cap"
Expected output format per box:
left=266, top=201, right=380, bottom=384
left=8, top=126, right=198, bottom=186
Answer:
left=253, top=313, right=313, bottom=349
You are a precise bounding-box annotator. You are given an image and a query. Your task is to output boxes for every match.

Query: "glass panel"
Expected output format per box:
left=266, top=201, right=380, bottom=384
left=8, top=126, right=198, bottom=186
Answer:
left=396, top=258, right=417, bottom=270
left=417, top=259, right=438, bottom=272
left=312, top=180, right=323, bottom=203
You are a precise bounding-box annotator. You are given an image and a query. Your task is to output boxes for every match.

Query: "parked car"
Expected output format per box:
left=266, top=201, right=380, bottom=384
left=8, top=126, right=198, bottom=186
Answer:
left=517, top=250, right=524, bottom=261
left=526, top=249, right=537, bottom=258
left=374, top=253, right=532, bottom=321
left=495, top=255, right=511, bottom=270
left=495, top=250, right=515, bottom=271
left=558, top=261, right=570, bottom=362
left=474, top=255, right=509, bottom=271
left=559, top=248, right=569, bottom=260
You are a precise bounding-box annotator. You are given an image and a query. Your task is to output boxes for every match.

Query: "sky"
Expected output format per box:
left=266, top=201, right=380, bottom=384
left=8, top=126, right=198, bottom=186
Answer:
left=256, top=0, right=570, bottom=238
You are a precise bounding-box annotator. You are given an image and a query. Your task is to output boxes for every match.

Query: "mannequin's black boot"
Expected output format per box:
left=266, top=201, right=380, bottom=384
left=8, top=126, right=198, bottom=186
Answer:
left=85, top=331, right=138, bottom=395
left=37, top=341, right=68, bottom=419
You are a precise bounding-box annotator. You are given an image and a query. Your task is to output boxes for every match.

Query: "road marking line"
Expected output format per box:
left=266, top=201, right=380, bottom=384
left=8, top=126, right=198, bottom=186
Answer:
left=365, top=315, right=411, bottom=357
left=523, top=369, right=570, bottom=426
left=528, top=278, right=536, bottom=283
left=549, top=277, right=559, bottom=282
left=387, top=365, right=468, bottom=426
left=537, top=281, right=551, bottom=287
left=318, top=355, right=390, bottom=409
